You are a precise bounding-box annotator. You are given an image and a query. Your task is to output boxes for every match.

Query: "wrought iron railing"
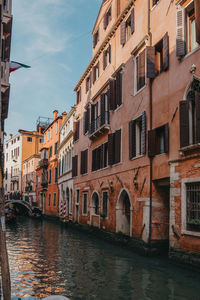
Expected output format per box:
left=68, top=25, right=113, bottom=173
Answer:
left=89, top=111, right=110, bottom=135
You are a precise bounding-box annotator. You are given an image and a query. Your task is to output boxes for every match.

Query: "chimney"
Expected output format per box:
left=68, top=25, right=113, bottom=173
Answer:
left=53, top=110, right=58, bottom=120
left=62, top=112, right=67, bottom=121
left=9, top=134, right=13, bottom=140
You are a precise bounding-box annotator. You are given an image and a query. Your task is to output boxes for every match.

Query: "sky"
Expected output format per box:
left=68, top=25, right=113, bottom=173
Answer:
left=5, top=0, right=102, bottom=136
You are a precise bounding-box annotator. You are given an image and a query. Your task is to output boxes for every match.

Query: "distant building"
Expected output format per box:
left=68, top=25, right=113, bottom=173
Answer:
left=36, top=111, right=64, bottom=217
left=58, top=107, right=75, bottom=221
left=72, top=0, right=200, bottom=268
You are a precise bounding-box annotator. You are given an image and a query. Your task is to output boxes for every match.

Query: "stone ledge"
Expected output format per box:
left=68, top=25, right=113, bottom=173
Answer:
left=169, top=247, right=200, bottom=272
left=65, top=221, right=168, bottom=257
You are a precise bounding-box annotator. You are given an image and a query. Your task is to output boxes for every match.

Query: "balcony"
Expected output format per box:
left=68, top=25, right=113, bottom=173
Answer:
left=89, top=111, right=110, bottom=140
left=11, top=175, right=19, bottom=182
left=39, top=158, right=49, bottom=168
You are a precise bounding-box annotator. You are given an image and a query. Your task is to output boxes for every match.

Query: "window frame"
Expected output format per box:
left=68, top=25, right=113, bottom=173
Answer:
left=134, top=47, right=147, bottom=95
left=82, top=192, right=88, bottom=215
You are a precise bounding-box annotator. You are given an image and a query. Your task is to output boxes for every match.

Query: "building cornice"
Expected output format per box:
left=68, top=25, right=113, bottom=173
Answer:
left=74, top=0, right=134, bottom=92
left=58, top=130, right=73, bottom=152
left=22, top=154, right=40, bottom=164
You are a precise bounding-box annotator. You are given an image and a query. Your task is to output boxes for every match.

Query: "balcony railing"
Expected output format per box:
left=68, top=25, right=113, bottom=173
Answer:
left=89, top=111, right=110, bottom=140
left=11, top=175, right=19, bottom=182
left=39, top=158, right=49, bottom=168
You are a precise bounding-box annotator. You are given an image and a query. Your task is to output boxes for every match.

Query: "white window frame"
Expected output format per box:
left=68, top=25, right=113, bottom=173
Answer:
left=134, top=46, right=147, bottom=96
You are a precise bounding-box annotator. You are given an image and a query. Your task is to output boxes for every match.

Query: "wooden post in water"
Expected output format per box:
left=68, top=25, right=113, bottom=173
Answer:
left=0, top=151, right=11, bottom=300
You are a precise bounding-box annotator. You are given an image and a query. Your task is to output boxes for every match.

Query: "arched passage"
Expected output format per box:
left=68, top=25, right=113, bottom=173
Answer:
left=5, top=200, right=32, bottom=215
left=116, top=190, right=131, bottom=236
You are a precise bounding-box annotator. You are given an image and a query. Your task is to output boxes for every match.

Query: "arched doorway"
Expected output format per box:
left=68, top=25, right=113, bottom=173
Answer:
left=90, top=192, right=100, bottom=227
left=116, top=190, right=131, bottom=236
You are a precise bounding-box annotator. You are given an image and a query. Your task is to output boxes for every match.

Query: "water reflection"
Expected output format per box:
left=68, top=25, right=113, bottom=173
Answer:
left=4, top=218, right=200, bottom=299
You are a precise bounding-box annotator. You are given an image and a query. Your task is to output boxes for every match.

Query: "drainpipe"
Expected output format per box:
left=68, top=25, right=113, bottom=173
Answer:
left=148, top=0, right=153, bottom=246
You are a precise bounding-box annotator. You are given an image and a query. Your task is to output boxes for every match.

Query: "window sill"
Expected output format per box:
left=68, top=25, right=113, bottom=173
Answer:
left=113, top=103, right=123, bottom=113
left=92, top=166, right=109, bottom=173
left=179, top=143, right=200, bottom=155
left=182, top=229, right=200, bottom=238
left=134, top=84, right=146, bottom=96
left=131, top=154, right=145, bottom=161
left=180, top=46, right=200, bottom=61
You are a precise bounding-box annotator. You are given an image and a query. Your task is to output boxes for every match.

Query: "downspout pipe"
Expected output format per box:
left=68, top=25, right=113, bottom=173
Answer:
left=148, top=0, right=153, bottom=246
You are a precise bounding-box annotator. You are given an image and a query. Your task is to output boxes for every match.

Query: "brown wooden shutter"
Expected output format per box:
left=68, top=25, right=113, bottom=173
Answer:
left=176, top=8, right=186, bottom=57
left=73, top=122, right=77, bottom=142
left=116, top=72, right=121, bottom=106
left=147, top=46, right=155, bottom=79
left=115, top=129, right=121, bottom=164
left=163, top=33, right=169, bottom=71
left=195, top=92, right=200, bottom=143
left=100, top=94, right=106, bottom=126
left=148, top=129, right=156, bottom=157
left=104, top=12, right=108, bottom=30
left=92, top=66, right=96, bottom=84
left=81, top=151, right=84, bottom=174
left=103, top=50, right=106, bottom=70
left=141, top=111, right=146, bottom=155
left=109, top=44, right=111, bottom=63
left=92, top=149, right=95, bottom=171
left=179, top=100, right=189, bottom=148
left=85, top=149, right=88, bottom=174
left=129, top=120, right=134, bottom=159
left=120, top=22, right=126, bottom=46
left=72, top=155, right=78, bottom=177
left=109, top=79, right=116, bottom=110
left=131, top=8, right=135, bottom=34
left=100, top=144, right=104, bottom=169
left=77, top=121, right=80, bottom=140
left=83, top=112, right=87, bottom=134
left=108, top=133, right=114, bottom=165
left=164, top=123, right=169, bottom=153
left=89, top=73, right=92, bottom=88
left=195, top=0, right=200, bottom=44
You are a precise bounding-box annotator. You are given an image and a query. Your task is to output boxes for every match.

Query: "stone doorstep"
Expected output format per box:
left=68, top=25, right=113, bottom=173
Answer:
left=169, top=247, right=200, bottom=272
left=65, top=221, right=168, bottom=257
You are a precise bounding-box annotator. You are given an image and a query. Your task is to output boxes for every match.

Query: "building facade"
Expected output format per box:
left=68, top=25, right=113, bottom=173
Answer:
left=58, top=107, right=75, bottom=221
left=36, top=111, right=64, bottom=217
left=72, top=0, right=200, bottom=266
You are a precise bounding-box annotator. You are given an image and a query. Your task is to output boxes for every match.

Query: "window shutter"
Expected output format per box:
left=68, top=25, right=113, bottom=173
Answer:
left=109, top=79, right=116, bottom=110
left=100, top=94, right=106, bottom=126
left=195, top=0, right=200, bottom=44
left=73, top=122, right=76, bottom=142
left=104, top=12, right=108, bottom=30
left=77, top=121, right=80, bottom=140
left=131, top=8, right=135, bottom=34
left=147, top=46, right=155, bottom=79
left=108, top=133, right=114, bottom=165
left=148, top=129, right=156, bottom=157
left=115, top=129, right=121, bottom=164
left=85, top=149, right=88, bottom=174
left=164, top=123, right=169, bottom=153
left=92, top=66, right=96, bottom=84
left=92, top=149, right=96, bottom=171
left=141, top=111, right=146, bottom=155
left=120, top=22, right=126, bottom=46
left=163, top=33, right=169, bottom=71
left=116, top=72, right=121, bottom=106
left=138, top=51, right=145, bottom=88
left=103, top=50, right=106, bottom=70
left=176, top=7, right=186, bottom=57
left=86, top=106, right=90, bottom=133
left=81, top=151, right=84, bottom=174
left=109, top=44, right=111, bottom=63
left=195, top=92, right=200, bottom=143
left=100, top=144, right=104, bottom=169
left=179, top=100, right=189, bottom=148
left=89, top=73, right=92, bottom=88
left=129, top=120, right=134, bottom=159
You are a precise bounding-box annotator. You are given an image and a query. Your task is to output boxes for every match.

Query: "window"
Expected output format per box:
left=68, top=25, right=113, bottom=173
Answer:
left=76, top=189, right=80, bottom=204
left=83, top=193, right=88, bottom=215
left=54, top=142, right=58, bottom=154
left=76, top=88, right=81, bottom=104
left=104, top=6, right=112, bottom=30
left=102, top=191, right=108, bottom=217
left=176, top=1, right=200, bottom=57
left=120, top=9, right=134, bottom=46
left=93, top=29, right=99, bottom=48
left=108, top=129, right=121, bottom=165
left=92, top=62, right=99, bottom=84
left=40, top=139, right=43, bottom=143
left=53, top=193, right=56, bottom=206
left=92, top=142, right=108, bottom=171
left=55, top=167, right=58, bottom=183
left=103, top=45, right=111, bottom=70
left=83, top=105, right=90, bottom=134
left=17, top=137, right=20, bottom=141
left=80, top=149, right=88, bottom=175
left=49, top=169, right=52, bottom=184
left=129, top=112, right=146, bottom=159
left=180, top=81, right=200, bottom=148
left=73, top=120, right=80, bottom=142
left=85, top=74, right=91, bottom=93
left=27, top=137, right=32, bottom=142
left=148, top=124, right=169, bottom=157
left=186, top=182, right=200, bottom=231
left=49, top=146, right=52, bottom=158
left=48, top=193, right=51, bottom=206
left=72, top=155, right=78, bottom=177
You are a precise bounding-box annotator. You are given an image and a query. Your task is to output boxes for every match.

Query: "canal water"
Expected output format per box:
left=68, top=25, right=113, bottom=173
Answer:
left=4, top=217, right=200, bottom=299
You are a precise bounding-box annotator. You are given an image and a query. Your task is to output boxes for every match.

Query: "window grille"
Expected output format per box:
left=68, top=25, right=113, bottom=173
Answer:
left=186, top=182, right=200, bottom=230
